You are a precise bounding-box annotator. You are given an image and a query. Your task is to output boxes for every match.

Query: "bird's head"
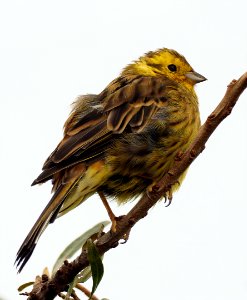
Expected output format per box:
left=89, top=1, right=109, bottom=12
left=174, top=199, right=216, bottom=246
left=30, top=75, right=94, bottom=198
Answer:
left=122, top=48, right=206, bottom=90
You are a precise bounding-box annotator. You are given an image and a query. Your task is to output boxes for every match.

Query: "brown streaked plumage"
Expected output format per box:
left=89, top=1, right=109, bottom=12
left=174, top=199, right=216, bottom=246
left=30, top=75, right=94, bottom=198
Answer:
left=16, top=48, right=206, bottom=272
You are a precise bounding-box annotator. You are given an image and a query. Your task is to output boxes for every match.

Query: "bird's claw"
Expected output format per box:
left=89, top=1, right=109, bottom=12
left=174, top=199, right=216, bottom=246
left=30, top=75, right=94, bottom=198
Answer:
left=120, top=230, right=130, bottom=244
left=164, top=189, right=173, bottom=207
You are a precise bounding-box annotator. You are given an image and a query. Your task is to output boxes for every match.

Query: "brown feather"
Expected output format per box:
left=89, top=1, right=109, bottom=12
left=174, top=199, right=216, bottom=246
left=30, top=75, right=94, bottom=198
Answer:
left=34, top=77, right=176, bottom=186
left=131, top=105, right=159, bottom=132
left=129, top=106, right=145, bottom=127
left=32, top=132, right=113, bottom=185
left=66, top=110, right=105, bottom=136
left=107, top=103, right=132, bottom=131
left=33, top=77, right=175, bottom=185
left=53, top=120, right=108, bottom=163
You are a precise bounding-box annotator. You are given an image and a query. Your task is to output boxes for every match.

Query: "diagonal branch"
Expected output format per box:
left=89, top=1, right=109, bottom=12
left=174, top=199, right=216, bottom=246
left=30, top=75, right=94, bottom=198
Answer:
left=26, top=73, right=247, bottom=300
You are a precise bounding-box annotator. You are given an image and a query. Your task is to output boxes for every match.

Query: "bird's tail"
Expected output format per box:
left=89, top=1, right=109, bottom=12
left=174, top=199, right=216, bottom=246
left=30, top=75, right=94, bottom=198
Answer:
left=15, top=161, right=110, bottom=272
left=15, top=179, right=78, bottom=273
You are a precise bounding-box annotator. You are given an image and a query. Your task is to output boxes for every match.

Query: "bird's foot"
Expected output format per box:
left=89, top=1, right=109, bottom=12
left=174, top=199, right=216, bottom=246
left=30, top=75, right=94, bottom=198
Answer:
left=111, top=215, right=131, bottom=243
left=111, top=216, right=130, bottom=242
left=97, top=191, right=130, bottom=241
left=147, top=181, right=175, bottom=207
left=164, top=189, right=173, bottom=207
left=111, top=215, right=123, bottom=232
left=146, top=181, right=161, bottom=200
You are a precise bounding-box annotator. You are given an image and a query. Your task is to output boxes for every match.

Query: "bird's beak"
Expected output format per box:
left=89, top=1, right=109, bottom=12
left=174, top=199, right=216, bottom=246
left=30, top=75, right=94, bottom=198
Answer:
left=186, top=71, right=207, bottom=83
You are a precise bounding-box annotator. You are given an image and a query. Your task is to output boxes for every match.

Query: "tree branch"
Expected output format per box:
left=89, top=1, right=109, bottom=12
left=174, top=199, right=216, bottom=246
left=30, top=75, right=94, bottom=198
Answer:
left=25, top=73, right=247, bottom=300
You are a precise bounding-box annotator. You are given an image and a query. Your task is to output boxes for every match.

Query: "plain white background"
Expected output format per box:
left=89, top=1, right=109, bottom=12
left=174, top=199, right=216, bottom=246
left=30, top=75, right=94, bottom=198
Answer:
left=0, top=0, right=247, bottom=299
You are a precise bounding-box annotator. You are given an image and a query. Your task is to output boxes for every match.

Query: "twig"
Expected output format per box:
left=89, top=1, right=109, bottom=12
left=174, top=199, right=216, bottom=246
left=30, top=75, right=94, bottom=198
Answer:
left=75, top=283, right=100, bottom=300
left=25, top=73, right=247, bottom=300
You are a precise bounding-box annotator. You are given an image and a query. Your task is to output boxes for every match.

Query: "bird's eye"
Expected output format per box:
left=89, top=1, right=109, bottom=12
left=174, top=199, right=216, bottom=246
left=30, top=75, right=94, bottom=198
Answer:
left=168, top=64, right=177, bottom=72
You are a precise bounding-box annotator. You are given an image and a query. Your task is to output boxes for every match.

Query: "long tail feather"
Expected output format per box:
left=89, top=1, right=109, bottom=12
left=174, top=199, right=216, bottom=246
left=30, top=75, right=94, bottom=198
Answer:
left=15, top=182, right=75, bottom=272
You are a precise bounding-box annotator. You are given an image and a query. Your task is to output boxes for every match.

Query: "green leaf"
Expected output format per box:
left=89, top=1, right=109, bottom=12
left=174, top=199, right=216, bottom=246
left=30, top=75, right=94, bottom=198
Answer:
left=76, top=265, right=94, bottom=283
left=17, top=281, right=34, bottom=292
left=87, top=239, right=104, bottom=300
left=65, top=277, right=77, bottom=300
left=52, top=221, right=110, bottom=275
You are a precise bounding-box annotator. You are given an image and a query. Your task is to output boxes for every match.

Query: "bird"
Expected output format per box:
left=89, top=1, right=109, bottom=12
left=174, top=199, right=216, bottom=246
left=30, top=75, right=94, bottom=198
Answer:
left=16, top=47, right=206, bottom=272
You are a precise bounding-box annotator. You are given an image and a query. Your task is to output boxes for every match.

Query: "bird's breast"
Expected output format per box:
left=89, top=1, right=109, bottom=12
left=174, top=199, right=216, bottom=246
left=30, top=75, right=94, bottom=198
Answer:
left=101, top=97, right=200, bottom=202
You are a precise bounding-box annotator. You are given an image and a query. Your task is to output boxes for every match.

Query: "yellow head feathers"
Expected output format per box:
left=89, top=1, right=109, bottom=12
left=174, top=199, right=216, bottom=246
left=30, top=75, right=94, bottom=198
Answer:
left=122, top=48, right=206, bottom=90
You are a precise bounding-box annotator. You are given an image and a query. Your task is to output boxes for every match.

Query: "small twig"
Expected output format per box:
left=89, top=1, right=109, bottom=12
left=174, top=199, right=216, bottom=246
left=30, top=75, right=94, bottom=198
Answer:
left=71, top=289, right=81, bottom=300
left=25, top=73, right=247, bottom=300
left=75, top=283, right=100, bottom=300
left=58, top=292, right=79, bottom=300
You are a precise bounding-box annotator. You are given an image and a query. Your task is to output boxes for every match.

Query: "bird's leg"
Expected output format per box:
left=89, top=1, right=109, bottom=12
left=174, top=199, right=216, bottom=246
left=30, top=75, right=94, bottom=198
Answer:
left=98, top=191, right=118, bottom=232
left=97, top=191, right=130, bottom=241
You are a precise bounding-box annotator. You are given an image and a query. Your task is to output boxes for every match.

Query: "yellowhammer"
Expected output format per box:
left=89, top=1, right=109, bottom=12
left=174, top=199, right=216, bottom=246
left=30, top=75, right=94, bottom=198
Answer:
left=16, top=48, right=206, bottom=271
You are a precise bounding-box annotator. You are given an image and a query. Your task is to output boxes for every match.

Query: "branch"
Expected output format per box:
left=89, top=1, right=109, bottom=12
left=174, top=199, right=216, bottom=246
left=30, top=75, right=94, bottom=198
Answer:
left=25, top=73, right=247, bottom=300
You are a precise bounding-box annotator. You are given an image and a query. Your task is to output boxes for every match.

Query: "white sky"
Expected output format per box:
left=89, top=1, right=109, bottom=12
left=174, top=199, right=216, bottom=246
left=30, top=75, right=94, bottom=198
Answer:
left=1, top=0, right=247, bottom=299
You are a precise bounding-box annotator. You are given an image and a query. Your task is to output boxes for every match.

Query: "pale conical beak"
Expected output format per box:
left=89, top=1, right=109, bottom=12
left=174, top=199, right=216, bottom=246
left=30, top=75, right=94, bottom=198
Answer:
left=186, top=71, right=207, bottom=83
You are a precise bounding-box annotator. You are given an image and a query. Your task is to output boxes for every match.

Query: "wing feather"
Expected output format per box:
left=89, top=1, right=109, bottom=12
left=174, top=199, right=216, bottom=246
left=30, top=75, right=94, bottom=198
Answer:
left=33, top=76, right=177, bottom=185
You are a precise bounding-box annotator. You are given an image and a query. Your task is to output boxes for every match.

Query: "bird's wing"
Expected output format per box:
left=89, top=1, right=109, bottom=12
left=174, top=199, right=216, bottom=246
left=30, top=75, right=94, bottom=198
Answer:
left=101, top=75, right=176, bottom=133
left=33, top=75, right=176, bottom=185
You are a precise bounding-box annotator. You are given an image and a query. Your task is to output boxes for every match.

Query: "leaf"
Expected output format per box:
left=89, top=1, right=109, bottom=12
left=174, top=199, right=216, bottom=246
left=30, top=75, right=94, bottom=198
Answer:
left=17, top=281, right=34, bottom=292
left=87, top=239, right=104, bottom=300
left=65, top=277, right=77, bottom=300
left=76, top=265, right=94, bottom=283
left=52, top=221, right=110, bottom=275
